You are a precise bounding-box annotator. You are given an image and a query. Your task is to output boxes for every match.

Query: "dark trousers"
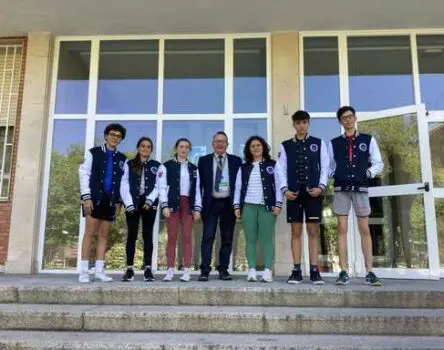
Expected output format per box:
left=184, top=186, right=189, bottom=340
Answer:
left=125, top=200, right=157, bottom=267
left=200, top=197, right=236, bottom=273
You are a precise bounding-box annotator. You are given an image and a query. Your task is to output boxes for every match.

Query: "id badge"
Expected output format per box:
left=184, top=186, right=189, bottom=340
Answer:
left=219, top=177, right=229, bottom=192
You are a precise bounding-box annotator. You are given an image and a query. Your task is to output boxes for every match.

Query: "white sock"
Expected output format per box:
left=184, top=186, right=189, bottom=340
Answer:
left=95, top=260, right=105, bottom=272
left=81, top=260, right=89, bottom=272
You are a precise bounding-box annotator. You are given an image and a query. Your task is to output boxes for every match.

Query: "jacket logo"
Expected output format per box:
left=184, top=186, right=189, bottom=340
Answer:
left=310, top=144, right=319, bottom=152
left=119, top=161, right=125, bottom=170
left=150, top=166, right=158, bottom=174
left=266, top=166, right=274, bottom=174
left=359, top=143, right=368, bottom=152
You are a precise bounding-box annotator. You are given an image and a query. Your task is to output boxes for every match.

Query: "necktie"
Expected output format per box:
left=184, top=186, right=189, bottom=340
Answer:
left=215, top=155, right=224, bottom=192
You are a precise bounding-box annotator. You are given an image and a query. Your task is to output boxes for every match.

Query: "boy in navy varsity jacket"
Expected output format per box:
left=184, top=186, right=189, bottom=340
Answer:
left=329, top=106, right=384, bottom=286
left=276, top=110, right=329, bottom=285
left=79, top=123, right=127, bottom=283
left=120, top=137, right=160, bottom=282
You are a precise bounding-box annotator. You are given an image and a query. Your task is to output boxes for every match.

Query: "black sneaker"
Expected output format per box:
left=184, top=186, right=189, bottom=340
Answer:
left=219, top=270, right=233, bottom=281
left=366, top=271, right=383, bottom=287
left=198, top=272, right=209, bottom=282
left=335, top=270, right=351, bottom=285
left=287, top=269, right=303, bottom=284
left=122, top=268, right=134, bottom=282
left=310, top=269, right=325, bottom=285
left=144, top=267, right=155, bottom=282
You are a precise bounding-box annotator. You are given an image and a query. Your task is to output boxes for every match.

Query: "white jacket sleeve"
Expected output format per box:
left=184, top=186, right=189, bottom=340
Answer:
left=319, top=139, right=330, bottom=190
left=274, top=165, right=283, bottom=208
left=158, top=165, right=169, bottom=209
left=119, top=161, right=135, bottom=211
left=146, top=169, right=160, bottom=207
left=79, top=150, right=93, bottom=201
left=233, top=168, right=242, bottom=210
left=328, top=141, right=336, bottom=178
left=367, top=137, right=384, bottom=178
left=276, top=144, right=288, bottom=194
left=194, top=169, right=202, bottom=212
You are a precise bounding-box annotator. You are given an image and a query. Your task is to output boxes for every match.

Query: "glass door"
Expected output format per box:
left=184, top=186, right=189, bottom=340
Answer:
left=352, top=104, right=440, bottom=279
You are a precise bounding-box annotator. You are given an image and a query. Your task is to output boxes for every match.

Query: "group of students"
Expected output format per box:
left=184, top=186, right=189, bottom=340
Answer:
left=78, top=105, right=384, bottom=287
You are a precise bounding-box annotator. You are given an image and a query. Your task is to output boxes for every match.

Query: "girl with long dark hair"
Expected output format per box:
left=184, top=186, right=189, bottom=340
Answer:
left=233, top=136, right=282, bottom=282
left=120, top=137, right=160, bottom=282
left=158, top=138, right=202, bottom=282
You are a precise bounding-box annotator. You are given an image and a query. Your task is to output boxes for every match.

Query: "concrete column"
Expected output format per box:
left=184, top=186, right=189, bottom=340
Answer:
left=5, top=33, right=52, bottom=273
left=271, top=33, right=301, bottom=276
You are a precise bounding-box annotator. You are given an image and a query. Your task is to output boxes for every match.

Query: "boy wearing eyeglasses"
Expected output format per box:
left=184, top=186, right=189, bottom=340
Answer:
left=78, top=123, right=127, bottom=283
left=329, top=106, right=384, bottom=286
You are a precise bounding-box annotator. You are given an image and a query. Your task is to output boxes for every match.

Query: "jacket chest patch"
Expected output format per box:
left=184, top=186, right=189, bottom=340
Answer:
left=309, top=144, right=319, bottom=152
left=266, top=166, right=274, bottom=174
left=150, top=166, right=158, bottom=174
left=358, top=143, right=368, bottom=152
left=119, top=160, right=125, bottom=170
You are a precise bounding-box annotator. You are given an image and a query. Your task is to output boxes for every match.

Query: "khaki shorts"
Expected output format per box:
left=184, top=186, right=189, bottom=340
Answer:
left=333, top=191, right=371, bottom=217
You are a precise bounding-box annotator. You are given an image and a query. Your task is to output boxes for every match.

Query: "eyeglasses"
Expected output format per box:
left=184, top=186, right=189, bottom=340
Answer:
left=108, top=132, right=122, bottom=139
left=213, top=140, right=228, bottom=145
left=340, top=113, right=355, bottom=121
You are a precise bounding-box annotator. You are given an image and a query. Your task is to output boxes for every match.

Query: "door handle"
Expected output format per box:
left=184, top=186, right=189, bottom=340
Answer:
left=417, top=182, right=430, bottom=192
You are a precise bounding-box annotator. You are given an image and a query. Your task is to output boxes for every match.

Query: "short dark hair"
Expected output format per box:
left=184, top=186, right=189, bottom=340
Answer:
left=104, top=123, right=126, bottom=140
left=336, top=106, right=356, bottom=121
left=213, top=131, right=228, bottom=141
left=243, top=136, right=271, bottom=163
left=291, top=110, right=310, bottom=123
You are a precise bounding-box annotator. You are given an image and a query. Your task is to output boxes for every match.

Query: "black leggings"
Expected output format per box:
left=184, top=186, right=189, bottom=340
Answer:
left=125, top=203, right=157, bottom=267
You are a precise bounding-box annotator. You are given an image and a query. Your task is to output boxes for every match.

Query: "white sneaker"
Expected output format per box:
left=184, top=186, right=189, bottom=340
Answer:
left=247, top=268, right=257, bottom=282
left=78, top=270, right=90, bottom=283
left=163, top=267, right=175, bottom=282
left=94, top=270, right=113, bottom=282
left=261, top=269, right=273, bottom=283
left=180, top=268, right=191, bottom=282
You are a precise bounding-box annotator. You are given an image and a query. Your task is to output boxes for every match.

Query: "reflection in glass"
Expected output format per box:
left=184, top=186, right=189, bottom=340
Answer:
left=94, top=121, right=158, bottom=270
left=234, top=39, right=267, bottom=113
left=164, top=40, right=224, bottom=114
left=370, top=195, right=428, bottom=269
left=55, top=42, right=91, bottom=114
left=97, top=40, right=159, bottom=114
left=358, top=114, right=421, bottom=185
left=233, top=119, right=267, bottom=158
left=417, top=35, right=444, bottom=110
left=348, top=36, right=414, bottom=111
left=161, top=121, right=223, bottom=162
left=309, top=118, right=341, bottom=272
left=304, top=37, right=340, bottom=112
left=43, top=120, right=86, bottom=269
left=429, top=123, right=444, bottom=187
left=435, top=199, right=444, bottom=268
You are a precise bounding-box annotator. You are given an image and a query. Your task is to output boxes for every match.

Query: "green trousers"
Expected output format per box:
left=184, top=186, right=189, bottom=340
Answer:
left=241, top=203, right=276, bottom=269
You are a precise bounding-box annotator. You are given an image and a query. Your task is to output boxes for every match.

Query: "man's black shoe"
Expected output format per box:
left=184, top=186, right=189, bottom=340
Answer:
left=198, top=272, right=209, bottom=282
left=219, top=270, right=232, bottom=281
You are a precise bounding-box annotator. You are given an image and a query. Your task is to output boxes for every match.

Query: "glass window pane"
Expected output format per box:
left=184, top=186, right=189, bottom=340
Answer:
left=55, top=42, right=91, bottom=114
left=429, top=122, right=444, bottom=187
left=164, top=40, right=224, bottom=114
left=417, top=35, right=444, bottom=110
left=161, top=120, right=223, bottom=162
left=97, top=40, right=159, bottom=114
left=309, top=118, right=341, bottom=142
left=348, top=36, right=414, bottom=111
left=358, top=113, right=421, bottom=185
left=234, top=39, right=267, bottom=113
left=370, top=194, right=428, bottom=269
left=43, top=120, right=86, bottom=270
left=233, top=119, right=267, bottom=158
left=435, top=199, right=444, bottom=268
left=94, top=121, right=157, bottom=156
left=304, top=37, right=340, bottom=112
left=94, top=121, right=158, bottom=270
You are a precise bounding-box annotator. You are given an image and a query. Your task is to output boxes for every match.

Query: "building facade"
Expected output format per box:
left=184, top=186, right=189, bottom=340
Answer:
left=0, top=0, right=443, bottom=279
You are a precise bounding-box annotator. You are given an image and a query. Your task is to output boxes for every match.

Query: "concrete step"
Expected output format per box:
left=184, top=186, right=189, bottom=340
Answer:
left=1, top=304, right=444, bottom=336
left=1, top=275, right=444, bottom=308
left=0, top=331, right=443, bottom=350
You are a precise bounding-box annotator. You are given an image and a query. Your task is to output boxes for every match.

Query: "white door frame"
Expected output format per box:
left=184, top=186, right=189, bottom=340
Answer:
left=353, top=104, right=440, bottom=280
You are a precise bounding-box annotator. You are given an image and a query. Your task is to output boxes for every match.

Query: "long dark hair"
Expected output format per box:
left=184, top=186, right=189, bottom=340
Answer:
left=131, top=137, right=154, bottom=176
left=243, top=136, right=271, bottom=163
left=174, top=138, right=192, bottom=159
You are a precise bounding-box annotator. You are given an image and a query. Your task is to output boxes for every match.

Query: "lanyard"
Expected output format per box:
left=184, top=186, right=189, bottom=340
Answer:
left=216, top=154, right=227, bottom=172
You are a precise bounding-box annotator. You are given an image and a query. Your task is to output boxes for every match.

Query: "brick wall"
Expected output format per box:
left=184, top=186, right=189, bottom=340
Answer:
left=0, top=37, right=27, bottom=265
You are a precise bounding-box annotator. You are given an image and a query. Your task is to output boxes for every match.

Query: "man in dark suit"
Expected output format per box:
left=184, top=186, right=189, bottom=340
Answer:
left=198, top=131, right=242, bottom=281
